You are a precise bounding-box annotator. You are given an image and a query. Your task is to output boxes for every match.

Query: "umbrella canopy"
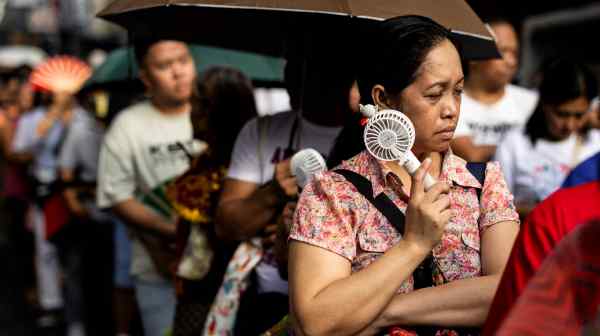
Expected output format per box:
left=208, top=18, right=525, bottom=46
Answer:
left=98, top=0, right=499, bottom=60
left=85, top=44, right=285, bottom=88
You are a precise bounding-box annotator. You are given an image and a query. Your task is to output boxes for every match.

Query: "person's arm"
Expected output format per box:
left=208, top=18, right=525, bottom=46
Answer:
left=290, top=239, right=429, bottom=336
left=112, top=199, right=175, bottom=236
left=451, top=136, right=496, bottom=162
left=96, top=121, right=175, bottom=236
left=215, top=159, right=297, bottom=241
left=364, top=220, right=519, bottom=332
left=290, top=159, right=452, bottom=336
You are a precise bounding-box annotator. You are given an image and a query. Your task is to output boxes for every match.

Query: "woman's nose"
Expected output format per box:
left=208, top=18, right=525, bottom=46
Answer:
left=442, top=96, right=459, bottom=118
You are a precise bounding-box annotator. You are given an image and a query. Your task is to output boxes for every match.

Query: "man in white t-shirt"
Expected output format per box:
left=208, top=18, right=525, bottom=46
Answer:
left=96, top=39, right=202, bottom=336
left=452, top=19, right=538, bottom=161
left=215, top=50, right=355, bottom=334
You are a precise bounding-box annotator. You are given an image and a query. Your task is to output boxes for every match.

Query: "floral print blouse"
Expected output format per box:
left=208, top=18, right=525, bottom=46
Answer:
left=290, top=150, right=519, bottom=292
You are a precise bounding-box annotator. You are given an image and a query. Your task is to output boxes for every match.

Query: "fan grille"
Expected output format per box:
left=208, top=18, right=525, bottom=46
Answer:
left=363, top=110, right=415, bottom=161
left=291, top=149, right=327, bottom=188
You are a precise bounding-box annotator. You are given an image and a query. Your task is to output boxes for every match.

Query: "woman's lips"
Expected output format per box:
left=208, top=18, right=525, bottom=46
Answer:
left=437, top=126, right=456, bottom=139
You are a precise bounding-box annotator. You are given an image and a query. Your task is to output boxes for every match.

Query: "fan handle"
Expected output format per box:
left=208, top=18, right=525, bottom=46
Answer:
left=393, top=150, right=436, bottom=191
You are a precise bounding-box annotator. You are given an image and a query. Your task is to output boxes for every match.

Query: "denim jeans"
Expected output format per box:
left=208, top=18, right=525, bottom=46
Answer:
left=133, top=277, right=176, bottom=336
left=112, top=217, right=134, bottom=288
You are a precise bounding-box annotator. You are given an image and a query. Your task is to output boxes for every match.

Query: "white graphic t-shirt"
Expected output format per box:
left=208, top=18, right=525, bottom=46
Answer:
left=97, top=101, right=205, bottom=281
left=455, top=84, right=538, bottom=146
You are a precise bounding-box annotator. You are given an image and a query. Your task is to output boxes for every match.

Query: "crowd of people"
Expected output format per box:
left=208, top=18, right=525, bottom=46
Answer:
left=0, top=10, right=599, bottom=336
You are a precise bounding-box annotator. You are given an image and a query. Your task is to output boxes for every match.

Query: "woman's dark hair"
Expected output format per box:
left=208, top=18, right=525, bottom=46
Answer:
left=327, top=112, right=366, bottom=168
left=357, top=15, right=461, bottom=104
left=328, top=16, right=462, bottom=167
left=193, top=66, right=257, bottom=166
left=525, top=59, right=598, bottom=144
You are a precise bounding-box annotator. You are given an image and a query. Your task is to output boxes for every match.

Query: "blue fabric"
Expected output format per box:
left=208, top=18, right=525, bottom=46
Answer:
left=113, top=216, right=134, bottom=288
left=133, top=276, right=176, bottom=336
left=562, top=151, right=600, bottom=188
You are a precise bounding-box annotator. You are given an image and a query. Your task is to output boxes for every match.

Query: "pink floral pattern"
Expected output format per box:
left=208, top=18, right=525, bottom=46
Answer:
left=290, top=150, right=518, bottom=292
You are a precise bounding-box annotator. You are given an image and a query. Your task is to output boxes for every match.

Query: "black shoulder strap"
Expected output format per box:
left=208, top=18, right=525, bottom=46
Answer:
left=466, top=162, right=486, bottom=201
left=283, top=115, right=300, bottom=159
left=334, top=169, right=406, bottom=234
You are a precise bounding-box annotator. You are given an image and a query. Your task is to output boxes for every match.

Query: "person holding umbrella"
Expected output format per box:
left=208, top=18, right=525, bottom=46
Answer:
left=288, top=16, right=519, bottom=336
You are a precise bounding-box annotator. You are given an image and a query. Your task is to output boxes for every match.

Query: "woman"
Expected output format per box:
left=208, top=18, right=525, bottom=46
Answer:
left=288, top=16, right=519, bottom=336
left=494, top=59, right=600, bottom=219
left=169, top=66, right=258, bottom=336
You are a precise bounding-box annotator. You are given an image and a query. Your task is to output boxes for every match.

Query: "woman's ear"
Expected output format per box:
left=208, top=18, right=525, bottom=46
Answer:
left=371, top=85, right=388, bottom=109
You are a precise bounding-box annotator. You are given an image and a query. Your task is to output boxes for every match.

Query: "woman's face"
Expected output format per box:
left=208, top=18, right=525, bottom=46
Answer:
left=543, top=96, right=590, bottom=140
left=387, top=39, right=464, bottom=154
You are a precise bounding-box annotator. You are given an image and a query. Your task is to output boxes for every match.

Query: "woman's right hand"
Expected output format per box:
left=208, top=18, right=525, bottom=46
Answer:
left=403, top=158, right=453, bottom=254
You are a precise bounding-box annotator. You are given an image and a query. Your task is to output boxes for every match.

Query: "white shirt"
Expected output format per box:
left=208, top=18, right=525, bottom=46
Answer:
left=228, top=111, right=341, bottom=185
left=58, top=116, right=104, bottom=183
left=96, top=101, right=205, bottom=281
left=494, top=128, right=600, bottom=204
left=228, top=111, right=342, bottom=294
left=455, top=84, right=538, bottom=146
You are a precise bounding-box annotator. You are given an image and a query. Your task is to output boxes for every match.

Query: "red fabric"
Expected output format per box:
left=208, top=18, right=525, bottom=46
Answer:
left=496, top=220, right=600, bottom=336
left=483, top=181, right=600, bottom=335
left=43, top=194, right=72, bottom=240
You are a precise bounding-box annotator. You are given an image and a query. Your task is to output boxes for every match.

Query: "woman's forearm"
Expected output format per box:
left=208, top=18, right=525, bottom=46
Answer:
left=290, top=240, right=430, bottom=336
left=375, top=274, right=500, bottom=329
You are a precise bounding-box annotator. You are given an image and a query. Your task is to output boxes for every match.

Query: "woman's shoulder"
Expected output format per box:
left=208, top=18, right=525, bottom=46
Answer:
left=301, top=151, right=375, bottom=204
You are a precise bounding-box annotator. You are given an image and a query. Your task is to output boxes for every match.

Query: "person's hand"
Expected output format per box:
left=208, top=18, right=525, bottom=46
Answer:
left=156, top=216, right=178, bottom=238
left=261, top=223, right=278, bottom=247
left=403, top=158, right=453, bottom=253
left=274, top=159, right=298, bottom=198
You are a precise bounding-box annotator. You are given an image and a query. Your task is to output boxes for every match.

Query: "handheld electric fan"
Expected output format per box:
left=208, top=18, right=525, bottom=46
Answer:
left=363, top=109, right=436, bottom=190
left=290, top=148, right=328, bottom=189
